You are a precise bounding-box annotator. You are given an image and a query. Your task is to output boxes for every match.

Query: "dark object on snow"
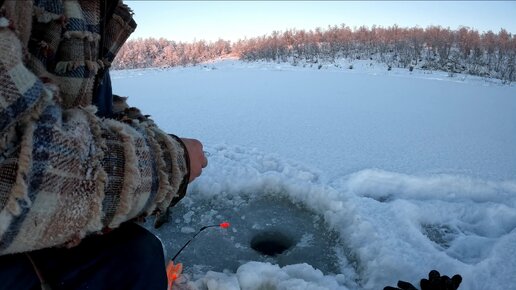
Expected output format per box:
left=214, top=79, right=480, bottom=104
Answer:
left=384, top=270, right=462, bottom=290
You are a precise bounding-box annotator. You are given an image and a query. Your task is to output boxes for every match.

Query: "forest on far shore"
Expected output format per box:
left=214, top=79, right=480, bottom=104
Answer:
left=113, top=25, right=515, bottom=83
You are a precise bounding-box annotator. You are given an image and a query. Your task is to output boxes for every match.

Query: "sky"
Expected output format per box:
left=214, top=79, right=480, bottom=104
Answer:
left=126, top=1, right=516, bottom=43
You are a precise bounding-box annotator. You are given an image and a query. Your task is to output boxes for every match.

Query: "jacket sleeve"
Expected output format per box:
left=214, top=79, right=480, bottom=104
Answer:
left=0, top=18, right=188, bottom=255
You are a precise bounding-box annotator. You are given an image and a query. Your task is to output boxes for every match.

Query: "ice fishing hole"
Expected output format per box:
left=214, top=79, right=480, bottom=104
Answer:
left=250, top=231, right=295, bottom=256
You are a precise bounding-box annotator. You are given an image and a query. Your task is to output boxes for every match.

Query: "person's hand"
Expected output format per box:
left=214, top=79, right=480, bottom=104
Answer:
left=180, top=138, right=208, bottom=183
left=384, top=270, right=462, bottom=290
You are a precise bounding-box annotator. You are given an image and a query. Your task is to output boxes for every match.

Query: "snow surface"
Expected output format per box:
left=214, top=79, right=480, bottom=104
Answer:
left=112, top=60, right=516, bottom=290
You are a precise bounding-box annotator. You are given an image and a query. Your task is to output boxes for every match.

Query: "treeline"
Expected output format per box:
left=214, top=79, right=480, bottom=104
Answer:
left=112, top=25, right=516, bottom=83
left=113, top=38, right=232, bottom=68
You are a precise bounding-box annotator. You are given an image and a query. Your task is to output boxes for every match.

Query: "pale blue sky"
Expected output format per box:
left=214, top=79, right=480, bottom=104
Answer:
left=126, top=1, right=516, bottom=42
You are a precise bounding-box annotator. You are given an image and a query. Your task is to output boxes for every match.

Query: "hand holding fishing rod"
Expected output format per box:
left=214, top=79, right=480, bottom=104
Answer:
left=162, top=139, right=218, bottom=290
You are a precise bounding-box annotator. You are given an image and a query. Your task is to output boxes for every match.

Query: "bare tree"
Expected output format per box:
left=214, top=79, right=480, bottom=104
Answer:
left=112, top=24, right=514, bottom=82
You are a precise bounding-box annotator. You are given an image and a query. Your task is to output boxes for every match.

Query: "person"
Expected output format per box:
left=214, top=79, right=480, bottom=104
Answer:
left=0, top=0, right=207, bottom=289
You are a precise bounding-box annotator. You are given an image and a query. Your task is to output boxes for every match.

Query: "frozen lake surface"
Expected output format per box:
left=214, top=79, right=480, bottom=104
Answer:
left=112, top=60, right=516, bottom=290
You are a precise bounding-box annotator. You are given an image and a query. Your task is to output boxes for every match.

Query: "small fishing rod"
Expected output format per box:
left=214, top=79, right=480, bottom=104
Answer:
left=171, top=221, right=230, bottom=261
left=167, top=221, right=230, bottom=289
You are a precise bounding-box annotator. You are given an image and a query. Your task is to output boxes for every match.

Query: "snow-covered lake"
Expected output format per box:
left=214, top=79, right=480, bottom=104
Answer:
left=112, top=60, right=516, bottom=290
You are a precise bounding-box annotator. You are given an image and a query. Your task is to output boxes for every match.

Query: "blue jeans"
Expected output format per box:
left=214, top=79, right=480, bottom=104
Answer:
left=0, top=222, right=167, bottom=290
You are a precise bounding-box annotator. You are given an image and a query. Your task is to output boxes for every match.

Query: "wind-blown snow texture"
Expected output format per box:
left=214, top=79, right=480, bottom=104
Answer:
left=112, top=60, right=516, bottom=290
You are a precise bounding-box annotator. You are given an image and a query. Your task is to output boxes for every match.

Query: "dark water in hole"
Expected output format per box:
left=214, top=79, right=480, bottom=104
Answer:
left=146, top=193, right=343, bottom=276
left=250, top=230, right=294, bottom=256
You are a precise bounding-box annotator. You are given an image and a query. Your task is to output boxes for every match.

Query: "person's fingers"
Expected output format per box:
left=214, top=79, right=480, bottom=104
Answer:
left=202, top=154, right=208, bottom=168
left=451, top=275, right=462, bottom=289
left=202, top=151, right=210, bottom=168
left=429, top=270, right=441, bottom=281
left=397, top=281, right=418, bottom=290
left=420, top=278, right=430, bottom=290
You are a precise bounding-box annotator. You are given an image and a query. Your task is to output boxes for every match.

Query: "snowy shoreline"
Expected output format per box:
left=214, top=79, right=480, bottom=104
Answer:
left=112, top=58, right=514, bottom=88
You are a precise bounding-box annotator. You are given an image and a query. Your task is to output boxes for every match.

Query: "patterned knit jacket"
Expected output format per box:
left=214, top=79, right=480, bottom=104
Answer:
left=0, top=0, right=188, bottom=256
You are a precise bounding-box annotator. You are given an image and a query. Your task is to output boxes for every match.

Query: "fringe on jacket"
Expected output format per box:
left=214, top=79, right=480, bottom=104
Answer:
left=0, top=0, right=188, bottom=255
